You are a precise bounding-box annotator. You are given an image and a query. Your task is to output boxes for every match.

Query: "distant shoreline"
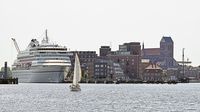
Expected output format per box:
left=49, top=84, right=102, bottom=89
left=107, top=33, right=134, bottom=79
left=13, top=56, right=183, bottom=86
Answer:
left=63, top=80, right=186, bottom=84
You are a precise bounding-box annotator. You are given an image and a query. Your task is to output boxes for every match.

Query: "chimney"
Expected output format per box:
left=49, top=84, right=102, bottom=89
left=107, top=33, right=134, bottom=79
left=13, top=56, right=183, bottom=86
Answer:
left=4, top=62, right=7, bottom=79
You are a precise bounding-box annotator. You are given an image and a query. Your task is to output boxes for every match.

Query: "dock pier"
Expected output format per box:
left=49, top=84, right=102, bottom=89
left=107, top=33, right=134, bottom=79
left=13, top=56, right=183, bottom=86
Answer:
left=0, top=78, right=18, bottom=84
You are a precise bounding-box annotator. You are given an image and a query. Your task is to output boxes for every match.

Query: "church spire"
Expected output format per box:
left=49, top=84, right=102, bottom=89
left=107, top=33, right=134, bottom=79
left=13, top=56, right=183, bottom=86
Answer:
left=142, top=42, right=144, bottom=50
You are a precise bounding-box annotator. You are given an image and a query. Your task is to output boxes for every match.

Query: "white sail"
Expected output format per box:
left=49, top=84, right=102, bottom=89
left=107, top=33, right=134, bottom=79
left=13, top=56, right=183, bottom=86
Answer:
left=72, top=53, right=82, bottom=85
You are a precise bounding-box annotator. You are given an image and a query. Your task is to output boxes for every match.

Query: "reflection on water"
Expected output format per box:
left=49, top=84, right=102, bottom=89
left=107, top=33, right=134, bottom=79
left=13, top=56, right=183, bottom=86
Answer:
left=1, top=83, right=200, bottom=112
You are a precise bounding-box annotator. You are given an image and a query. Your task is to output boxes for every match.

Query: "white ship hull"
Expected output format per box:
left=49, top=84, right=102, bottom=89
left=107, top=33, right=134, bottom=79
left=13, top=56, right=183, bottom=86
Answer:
left=11, top=31, right=72, bottom=83
left=12, top=66, right=70, bottom=83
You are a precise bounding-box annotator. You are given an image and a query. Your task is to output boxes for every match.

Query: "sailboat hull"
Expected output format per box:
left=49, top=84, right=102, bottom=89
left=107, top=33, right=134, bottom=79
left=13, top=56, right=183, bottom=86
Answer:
left=70, top=84, right=81, bottom=91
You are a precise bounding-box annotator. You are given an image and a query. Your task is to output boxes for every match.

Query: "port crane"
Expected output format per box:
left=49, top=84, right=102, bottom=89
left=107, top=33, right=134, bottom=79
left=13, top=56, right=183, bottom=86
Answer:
left=11, top=38, right=21, bottom=54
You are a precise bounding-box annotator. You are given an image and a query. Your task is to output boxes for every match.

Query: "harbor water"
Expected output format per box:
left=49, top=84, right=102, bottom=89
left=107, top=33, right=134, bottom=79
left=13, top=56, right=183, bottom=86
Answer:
left=1, top=83, right=200, bottom=112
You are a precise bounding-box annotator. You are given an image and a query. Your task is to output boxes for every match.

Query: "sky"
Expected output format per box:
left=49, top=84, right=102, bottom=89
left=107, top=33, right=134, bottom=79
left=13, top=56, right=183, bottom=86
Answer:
left=0, top=0, right=200, bottom=67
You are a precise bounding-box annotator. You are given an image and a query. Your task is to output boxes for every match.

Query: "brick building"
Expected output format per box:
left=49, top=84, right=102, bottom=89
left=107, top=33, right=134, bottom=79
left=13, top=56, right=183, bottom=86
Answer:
left=107, top=54, right=140, bottom=79
left=119, top=42, right=141, bottom=55
left=99, top=46, right=111, bottom=57
left=68, top=51, right=97, bottom=79
left=93, top=59, right=110, bottom=79
left=142, top=36, right=178, bottom=69
left=143, top=63, right=164, bottom=81
left=93, top=58, right=125, bottom=80
left=105, top=42, right=141, bottom=79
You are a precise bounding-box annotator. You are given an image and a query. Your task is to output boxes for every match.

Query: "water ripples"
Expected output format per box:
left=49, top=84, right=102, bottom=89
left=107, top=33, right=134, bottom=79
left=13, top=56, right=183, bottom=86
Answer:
left=1, top=83, right=200, bottom=112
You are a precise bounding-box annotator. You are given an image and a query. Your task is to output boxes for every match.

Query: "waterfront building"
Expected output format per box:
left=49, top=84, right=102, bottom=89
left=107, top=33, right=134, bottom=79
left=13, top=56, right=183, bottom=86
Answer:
left=93, top=58, right=125, bottom=80
left=119, top=42, right=141, bottom=55
left=112, top=62, right=125, bottom=80
left=69, top=51, right=97, bottom=64
left=97, top=42, right=141, bottom=80
left=165, top=68, right=180, bottom=81
left=68, top=51, right=97, bottom=79
left=107, top=54, right=140, bottom=79
left=143, top=63, right=164, bottom=81
left=142, top=36, right=178, bottom=69
left=141, top=59, right=151, bottom=79
left=0, top=71, right=3, bottom=78
left=102, top=42, right=142, bottom=79
left=94, top=59, right=109, bottom=79
left=182, top=66, right=200, bottom=80
left=99, top=46, right=111, bottom=57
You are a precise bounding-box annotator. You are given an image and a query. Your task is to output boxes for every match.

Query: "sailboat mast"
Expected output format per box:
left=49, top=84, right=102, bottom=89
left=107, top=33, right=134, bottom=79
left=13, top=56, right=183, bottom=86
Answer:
left=73, top=53, right=78, bottom=85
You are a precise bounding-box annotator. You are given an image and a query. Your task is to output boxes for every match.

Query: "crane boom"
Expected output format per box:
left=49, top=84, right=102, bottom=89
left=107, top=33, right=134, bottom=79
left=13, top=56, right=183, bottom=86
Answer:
left=11, top=38, right=20, bottom=53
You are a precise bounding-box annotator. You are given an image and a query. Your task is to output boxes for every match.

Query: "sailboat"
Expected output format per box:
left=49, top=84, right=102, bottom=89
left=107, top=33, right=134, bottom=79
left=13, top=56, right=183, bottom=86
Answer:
left=70, top=53, right=82, bottom=91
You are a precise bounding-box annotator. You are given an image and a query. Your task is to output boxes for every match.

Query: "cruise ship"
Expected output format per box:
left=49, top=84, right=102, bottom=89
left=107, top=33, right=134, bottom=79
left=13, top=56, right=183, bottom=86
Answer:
left=12, top=30, right=71, bottom=83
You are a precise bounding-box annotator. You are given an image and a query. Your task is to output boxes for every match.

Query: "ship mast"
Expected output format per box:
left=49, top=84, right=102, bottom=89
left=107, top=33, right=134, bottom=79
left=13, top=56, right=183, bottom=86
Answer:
left=45, top=29, right=49, bottom=43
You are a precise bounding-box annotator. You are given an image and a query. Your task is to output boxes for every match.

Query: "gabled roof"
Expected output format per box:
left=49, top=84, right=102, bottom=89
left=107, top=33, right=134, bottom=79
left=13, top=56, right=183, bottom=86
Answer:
left=160, top=36, right=173, bottom=43
left=145, top=64, right=162, bottom=70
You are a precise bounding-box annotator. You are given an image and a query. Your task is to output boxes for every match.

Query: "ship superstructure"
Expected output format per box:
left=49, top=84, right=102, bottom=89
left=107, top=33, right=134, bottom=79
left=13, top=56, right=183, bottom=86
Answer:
left=12, top=30, right=71, bottom=83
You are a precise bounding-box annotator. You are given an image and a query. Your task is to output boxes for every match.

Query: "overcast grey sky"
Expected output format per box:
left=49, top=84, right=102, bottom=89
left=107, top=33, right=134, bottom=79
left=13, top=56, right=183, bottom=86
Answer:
left=0, top=0, right=200, bottom=67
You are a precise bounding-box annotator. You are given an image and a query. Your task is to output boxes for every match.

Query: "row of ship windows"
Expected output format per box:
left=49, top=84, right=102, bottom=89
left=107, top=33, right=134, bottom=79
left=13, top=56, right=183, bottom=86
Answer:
left=36, top=55, right=69, bottom=57
left=19, top=59, right=71, bottom=63
left=36, top=58, right=70, bottom=60
left=38, top=52, right=68, bottom=54
left=18, top=55, right=69, bottom=59
left=18, top=58, right=70, bottom=62
left=34, top=48, right=68, bottom=51
left=36, top=62, right=70, bottom=63
left=19, top=52, right=68, bottom=56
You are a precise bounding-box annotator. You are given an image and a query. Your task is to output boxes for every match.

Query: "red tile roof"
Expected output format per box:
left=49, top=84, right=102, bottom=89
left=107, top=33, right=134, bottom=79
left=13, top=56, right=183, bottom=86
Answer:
left=145, top=64, right=162, bottom=70
left=143, top=48, right=160, bottom=56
